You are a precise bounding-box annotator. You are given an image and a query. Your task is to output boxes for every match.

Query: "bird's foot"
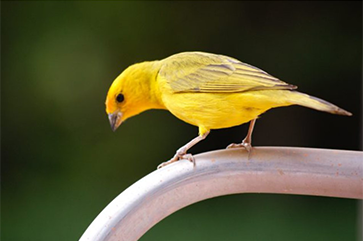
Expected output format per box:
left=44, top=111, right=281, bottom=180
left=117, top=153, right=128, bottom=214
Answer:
left=227, top=142, right=252, bottom=151
left=157, top=151, right=195, bottom=169
left=226, top=141, right=253, bottom=158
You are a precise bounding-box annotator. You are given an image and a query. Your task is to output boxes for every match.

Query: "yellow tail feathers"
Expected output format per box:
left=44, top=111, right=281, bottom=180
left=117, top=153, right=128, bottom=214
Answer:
left=289, top=91, right=352, bottom=116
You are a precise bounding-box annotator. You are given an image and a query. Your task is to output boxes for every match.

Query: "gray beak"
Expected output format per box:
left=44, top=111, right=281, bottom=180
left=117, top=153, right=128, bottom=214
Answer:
left=108, top=111, right=123, bottom=132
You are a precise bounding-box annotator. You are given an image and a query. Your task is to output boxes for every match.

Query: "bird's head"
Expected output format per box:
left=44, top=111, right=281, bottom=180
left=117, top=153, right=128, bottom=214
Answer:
left=105, top=62, right=163, bottom=132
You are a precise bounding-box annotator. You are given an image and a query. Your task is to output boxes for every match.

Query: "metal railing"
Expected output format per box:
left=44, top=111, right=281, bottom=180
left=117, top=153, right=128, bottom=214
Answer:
left=79, top=147, right=363, bottom=241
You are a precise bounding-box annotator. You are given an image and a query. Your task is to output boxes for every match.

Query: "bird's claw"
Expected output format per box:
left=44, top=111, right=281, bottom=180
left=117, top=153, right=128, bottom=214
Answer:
left=157, top=161, right=170, bottom=169
left=227, top=143, right=242, bottom=149
left=157, top=153, right=195, bottom=169
left=227, top=141, right=253, bottom=158
left=182, top=153, right=196, bottom=166
left=227, top=142, right=251, bottom=151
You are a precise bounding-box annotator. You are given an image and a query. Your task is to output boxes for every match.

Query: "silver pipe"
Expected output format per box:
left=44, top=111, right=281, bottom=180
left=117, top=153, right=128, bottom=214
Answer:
left=79, top=147, right=363, bottom=241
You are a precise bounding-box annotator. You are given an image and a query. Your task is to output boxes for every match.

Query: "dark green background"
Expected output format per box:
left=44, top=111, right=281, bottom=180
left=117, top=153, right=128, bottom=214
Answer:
left=2, top=1, right=362, bottom=241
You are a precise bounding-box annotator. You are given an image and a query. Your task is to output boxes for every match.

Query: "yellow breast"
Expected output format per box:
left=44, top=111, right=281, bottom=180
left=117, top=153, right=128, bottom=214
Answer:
left=160, top=90, right=287, bottom=131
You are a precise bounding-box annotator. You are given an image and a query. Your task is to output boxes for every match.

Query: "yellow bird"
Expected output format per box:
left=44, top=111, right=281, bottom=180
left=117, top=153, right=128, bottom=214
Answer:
left=105, top=52, right=351, bottom=168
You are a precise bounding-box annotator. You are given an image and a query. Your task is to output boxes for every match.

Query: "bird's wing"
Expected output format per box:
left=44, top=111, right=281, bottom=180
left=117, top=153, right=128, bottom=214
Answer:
left=158, top=52, right=297, bottom=93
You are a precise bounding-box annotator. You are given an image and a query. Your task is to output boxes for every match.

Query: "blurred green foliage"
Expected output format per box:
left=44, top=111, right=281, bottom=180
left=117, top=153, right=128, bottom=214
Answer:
left=1, top=1, right=361, bottom=241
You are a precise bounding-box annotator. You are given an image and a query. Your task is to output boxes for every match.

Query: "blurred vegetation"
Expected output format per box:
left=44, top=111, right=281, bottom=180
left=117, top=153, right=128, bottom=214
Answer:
left=1, top=1, right=361, bottom=241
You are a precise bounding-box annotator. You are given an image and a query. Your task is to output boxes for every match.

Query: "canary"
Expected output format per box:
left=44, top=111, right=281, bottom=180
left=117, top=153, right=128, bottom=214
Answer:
left=105, top=52, right=351, bottom=168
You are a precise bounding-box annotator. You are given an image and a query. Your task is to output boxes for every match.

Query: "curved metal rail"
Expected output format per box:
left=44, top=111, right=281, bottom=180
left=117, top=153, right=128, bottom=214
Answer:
left=79, top=147, right=363, bottom=241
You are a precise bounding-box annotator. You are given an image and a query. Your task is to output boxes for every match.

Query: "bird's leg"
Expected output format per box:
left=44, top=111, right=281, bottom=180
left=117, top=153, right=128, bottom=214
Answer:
left=227, top=119, right=257, bottom=154
left=157, top=131, right=210, bottom=169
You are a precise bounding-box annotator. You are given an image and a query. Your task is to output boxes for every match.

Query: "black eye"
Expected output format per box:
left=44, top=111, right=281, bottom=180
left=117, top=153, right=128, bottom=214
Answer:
left=116, top=93, right=124, bottom=103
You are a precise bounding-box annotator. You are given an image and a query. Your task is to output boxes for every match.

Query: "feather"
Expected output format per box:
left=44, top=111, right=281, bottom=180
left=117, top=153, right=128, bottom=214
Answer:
left=158, top=52, right=296, bottom=93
